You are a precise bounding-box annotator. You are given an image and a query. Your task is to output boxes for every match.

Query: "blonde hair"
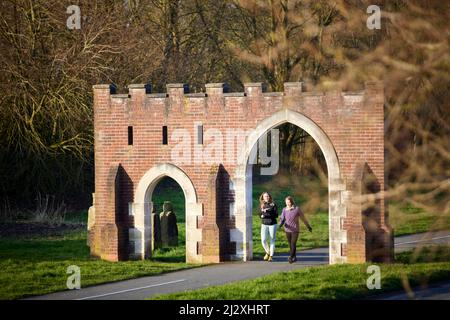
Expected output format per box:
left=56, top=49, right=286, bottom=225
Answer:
left=259, top=192, right=273, bottom=208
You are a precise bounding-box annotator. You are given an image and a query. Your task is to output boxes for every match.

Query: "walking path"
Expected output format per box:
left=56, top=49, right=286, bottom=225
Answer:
left=27, top=230, right=450, bottom=300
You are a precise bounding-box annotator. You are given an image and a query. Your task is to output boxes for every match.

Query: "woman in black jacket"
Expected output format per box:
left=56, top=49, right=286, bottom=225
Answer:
left=259, top=192, right=278, bottom=262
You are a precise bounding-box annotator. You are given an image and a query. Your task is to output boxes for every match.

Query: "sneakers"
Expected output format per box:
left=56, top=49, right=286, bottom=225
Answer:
left=267, top=256, right=273, bottom=262
left=288, top=256, right=293, bottom=264
left=263, top=253, right=270, bottom=261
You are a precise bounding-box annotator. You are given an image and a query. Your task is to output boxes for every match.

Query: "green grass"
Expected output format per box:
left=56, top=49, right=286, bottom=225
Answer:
left=152, top=221, right=186, bottom=262
left=64, top=211, right=88, bottom=224
left=151, top=246, right=450, bottom=300
left=0, top=229, right=202, bottom=300
left=0, top=177, right=197, bottom=300
left=252, top=175, right=329, bottom=256
left=152, top=177, right=185, bottom=223
left=395, top=245, right=450, bottom=264
left=389, top=202, right=450, bottom=236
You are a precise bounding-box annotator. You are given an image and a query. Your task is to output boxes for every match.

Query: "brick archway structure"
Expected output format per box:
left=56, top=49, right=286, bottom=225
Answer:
left=88, top=81, right=393, bottom=264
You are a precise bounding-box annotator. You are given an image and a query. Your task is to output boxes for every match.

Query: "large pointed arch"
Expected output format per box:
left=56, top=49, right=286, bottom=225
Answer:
left=233, top=109, right=347, bottom=264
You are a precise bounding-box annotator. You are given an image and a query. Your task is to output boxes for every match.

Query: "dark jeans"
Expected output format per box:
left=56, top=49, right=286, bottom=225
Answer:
left=285, top=231, right=299, bottom=258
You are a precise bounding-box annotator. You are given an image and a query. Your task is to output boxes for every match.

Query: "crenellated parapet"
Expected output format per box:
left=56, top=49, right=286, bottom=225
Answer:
left=93, top=81, right=381, bottom=122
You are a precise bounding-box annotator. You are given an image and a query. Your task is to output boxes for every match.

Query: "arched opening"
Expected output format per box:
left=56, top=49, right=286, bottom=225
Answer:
left=235, top=109, right=347, bottom=264
left=250, top=122, right=329, bottom=262
left=133, top=163, right=202, bottom=263
left=147, top=176, right=186, bottom=262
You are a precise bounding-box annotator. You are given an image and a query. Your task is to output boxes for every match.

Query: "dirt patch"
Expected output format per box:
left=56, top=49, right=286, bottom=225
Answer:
left=0, top=221, right=85, bottom=239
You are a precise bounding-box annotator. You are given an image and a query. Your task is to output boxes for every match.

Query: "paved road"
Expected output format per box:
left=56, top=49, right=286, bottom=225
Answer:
left=371, top=280, right=450, bottom=300
left=370, top=229, right=450, bottom=300
left=27, top=230, right=450, bottom=300
left=393, top=230, right=450, bottom=253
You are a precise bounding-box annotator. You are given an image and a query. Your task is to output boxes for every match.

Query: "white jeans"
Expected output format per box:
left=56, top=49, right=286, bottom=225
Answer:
left=261, top=224, right=277, bottom=256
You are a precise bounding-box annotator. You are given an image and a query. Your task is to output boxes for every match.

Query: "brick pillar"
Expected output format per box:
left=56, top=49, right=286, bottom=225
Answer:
left=90, top=84, right=117, bottom=260
left=100, top=164, right=121, bottom=261
left=364, top=81, right=394, bottom=263
left=201, top=165, right=221, bottom=263
left=346, top=191, right=367, bottom=264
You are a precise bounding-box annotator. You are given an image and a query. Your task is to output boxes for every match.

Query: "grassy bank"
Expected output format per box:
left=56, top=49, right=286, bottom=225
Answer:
left=0, top=229, right=200, bottom=300
left=389, top=202, right=450, bottom=235
left=151, top=246, right=450, bottom=300
left=0, top=178, right=194, bottom=300
left=0, top=177, right=197, bottom=300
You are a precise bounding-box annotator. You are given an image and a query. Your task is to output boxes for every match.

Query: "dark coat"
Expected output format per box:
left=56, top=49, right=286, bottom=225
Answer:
left=260, top=201, right=278, bottom=225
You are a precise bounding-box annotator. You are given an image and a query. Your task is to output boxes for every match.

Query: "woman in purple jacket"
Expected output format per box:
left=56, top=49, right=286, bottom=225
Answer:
left=279, top=196, right=312, bottom=263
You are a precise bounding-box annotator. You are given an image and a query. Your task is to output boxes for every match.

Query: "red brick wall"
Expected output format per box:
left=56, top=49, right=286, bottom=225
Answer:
left=90, top=81, right=392, bottom=263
